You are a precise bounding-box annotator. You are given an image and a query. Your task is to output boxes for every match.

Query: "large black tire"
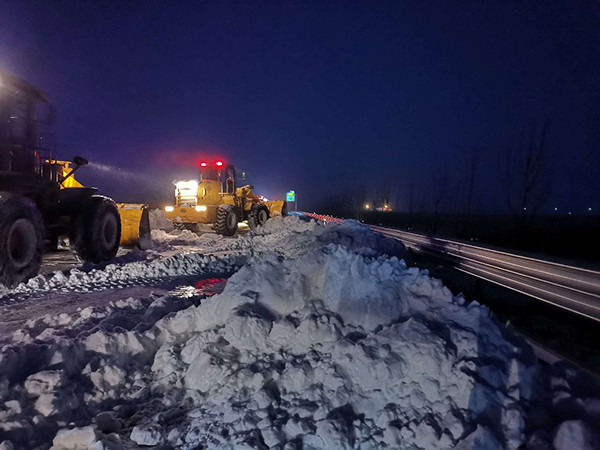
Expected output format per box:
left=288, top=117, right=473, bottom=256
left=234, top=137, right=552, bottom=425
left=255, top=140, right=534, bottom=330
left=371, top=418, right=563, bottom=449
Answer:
left=70, top=195, right=121, bottom=263
left=248, top=204, right=270, bottom=230
left=281, top=201, right=288, bottom=217
left=214, top=204, right=238, bottom=236
left=174, top=222, right=198, bottom=232
left=0, top=193, right=44, bottom=288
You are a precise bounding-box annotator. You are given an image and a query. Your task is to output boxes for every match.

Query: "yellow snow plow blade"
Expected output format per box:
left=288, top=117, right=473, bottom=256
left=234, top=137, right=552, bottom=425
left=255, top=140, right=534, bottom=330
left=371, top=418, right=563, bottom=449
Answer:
left=117, top=203, right=150, bottom=246
left=265, top=200, right=287, bottom=217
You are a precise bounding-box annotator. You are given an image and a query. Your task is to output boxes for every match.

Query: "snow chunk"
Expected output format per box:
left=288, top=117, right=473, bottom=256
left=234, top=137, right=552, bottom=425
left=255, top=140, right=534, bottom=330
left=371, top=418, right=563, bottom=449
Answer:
left=553, top=420, right=600, bottom=450
left=25, top=371, right=65, bottom=397
left=130, top=423, right=164, bottom=446
left=50, top=425, right=124, bottom=449
left=51, top=426, right=100, bottom=449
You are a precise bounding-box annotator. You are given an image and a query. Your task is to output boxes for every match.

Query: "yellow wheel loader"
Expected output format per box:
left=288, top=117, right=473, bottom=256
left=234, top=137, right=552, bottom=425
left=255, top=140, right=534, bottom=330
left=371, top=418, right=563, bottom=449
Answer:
left=0, top=71, right=149, bottom=287
left=50, top=160, right=149, bottom=247
left=164, top=160, right=287, bottom=236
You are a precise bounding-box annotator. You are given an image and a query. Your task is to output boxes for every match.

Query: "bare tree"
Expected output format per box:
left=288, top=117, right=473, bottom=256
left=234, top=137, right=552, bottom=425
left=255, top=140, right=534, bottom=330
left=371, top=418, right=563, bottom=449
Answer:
left=352, top=189, right=368, bottom=219
left=334, top=187, right=368, bottom=219
left=504, top=121, right=552, bottom=215
left=464, top=148, right=480, bottom=216
left=431, top=165, right=449, bottom=233
left=374, top=180, right=392, bottom=210
left=408, top=176, right=415, bottom=214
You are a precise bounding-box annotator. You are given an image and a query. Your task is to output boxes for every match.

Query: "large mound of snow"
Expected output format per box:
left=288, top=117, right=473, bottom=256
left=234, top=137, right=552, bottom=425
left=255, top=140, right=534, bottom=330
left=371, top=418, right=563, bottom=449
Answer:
left=0, top=215, right=599, bottom=449
left=150, top=245, right=540, bottom=449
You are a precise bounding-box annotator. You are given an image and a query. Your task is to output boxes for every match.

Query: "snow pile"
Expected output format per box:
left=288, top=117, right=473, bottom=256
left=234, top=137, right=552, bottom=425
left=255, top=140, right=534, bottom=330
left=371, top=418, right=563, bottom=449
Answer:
left=148, top=215, right=406, bottom=261
left=249, top=216, right=407, bottom=259
left=0, top=290, right=216, bottom=448
left=150, top=228, right=224, bottom=248
left=1, top=216, right=599, bottom=449
left=1, top=252, right=243, bottom=297
left=148, top=208, right=174, bottom=232
left=149, top=246, right=541, bottom=448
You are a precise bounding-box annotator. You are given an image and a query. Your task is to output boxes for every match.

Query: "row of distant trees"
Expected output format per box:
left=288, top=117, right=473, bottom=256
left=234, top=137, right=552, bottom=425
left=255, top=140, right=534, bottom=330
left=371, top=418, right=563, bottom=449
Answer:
left=322, top=122, right=552, bottom=219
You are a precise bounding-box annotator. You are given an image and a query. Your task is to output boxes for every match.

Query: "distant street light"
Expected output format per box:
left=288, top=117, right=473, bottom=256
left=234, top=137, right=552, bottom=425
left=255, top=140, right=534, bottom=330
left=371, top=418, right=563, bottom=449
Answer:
left=364, top=203, right=370, bottom=210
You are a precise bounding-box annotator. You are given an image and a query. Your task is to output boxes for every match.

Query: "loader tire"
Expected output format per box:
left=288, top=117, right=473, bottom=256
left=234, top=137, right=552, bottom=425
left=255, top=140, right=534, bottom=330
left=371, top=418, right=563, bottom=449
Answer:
left=174, top=222, right=198, bottom=232
left=281, top=201, right=288, bottom=217
left=214, top=205, right=238, bottom=236
left=0, top=193, right=44, bottom=288
left=71, top=196, right=121, bottom=263
left=248, top=204, right=269, bottom=230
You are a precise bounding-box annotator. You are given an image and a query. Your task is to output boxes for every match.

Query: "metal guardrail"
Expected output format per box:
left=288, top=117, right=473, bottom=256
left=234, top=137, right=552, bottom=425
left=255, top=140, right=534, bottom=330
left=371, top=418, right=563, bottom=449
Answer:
left=303, top=213, right=600, bottom=322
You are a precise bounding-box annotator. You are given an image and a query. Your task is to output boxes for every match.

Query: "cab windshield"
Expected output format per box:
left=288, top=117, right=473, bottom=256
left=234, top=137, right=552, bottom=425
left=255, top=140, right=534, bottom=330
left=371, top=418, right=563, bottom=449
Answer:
left=200, top=167, right=220, bottom=181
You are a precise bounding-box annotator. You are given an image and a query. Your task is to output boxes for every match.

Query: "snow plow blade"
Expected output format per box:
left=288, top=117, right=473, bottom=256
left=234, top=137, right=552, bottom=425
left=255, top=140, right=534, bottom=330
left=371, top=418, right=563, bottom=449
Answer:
left=117, top=203, right=150, bottom=246
left=265, top=200, right=287, bottom=217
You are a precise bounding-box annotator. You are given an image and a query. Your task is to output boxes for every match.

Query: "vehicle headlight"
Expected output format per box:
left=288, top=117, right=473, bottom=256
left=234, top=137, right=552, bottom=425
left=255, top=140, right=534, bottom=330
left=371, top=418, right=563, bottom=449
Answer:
left=165, top=206, right=174, bottom=212
left=195, top=205, right=207, bottom=212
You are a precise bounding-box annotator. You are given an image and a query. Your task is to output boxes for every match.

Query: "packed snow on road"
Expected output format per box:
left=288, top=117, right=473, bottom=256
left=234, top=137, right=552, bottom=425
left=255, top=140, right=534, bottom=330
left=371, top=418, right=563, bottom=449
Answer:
left=0, top=213, right=599, bottom=449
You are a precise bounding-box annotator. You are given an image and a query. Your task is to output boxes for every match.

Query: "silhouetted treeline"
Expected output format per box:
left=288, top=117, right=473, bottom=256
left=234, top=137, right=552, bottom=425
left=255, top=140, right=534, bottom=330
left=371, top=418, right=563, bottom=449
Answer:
left=317, top=121, right=559, bottom=222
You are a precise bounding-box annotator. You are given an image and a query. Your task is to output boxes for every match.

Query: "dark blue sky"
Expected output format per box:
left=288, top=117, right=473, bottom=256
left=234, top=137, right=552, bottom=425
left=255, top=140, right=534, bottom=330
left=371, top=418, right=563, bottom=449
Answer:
left=1, top=1, right=599, bottom=212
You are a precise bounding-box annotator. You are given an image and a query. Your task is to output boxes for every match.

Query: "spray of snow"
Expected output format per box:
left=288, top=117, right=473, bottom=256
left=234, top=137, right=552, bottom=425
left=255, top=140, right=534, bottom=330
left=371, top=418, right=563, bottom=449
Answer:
left=87, top=162, right=154, bottom=184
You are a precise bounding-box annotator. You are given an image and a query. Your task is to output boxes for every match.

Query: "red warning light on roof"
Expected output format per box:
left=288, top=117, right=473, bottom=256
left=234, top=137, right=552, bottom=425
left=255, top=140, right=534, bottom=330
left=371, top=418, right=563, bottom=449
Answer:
left=216, top=161, right=223, bottom=167
left=200, top=162, right=207, bottom=167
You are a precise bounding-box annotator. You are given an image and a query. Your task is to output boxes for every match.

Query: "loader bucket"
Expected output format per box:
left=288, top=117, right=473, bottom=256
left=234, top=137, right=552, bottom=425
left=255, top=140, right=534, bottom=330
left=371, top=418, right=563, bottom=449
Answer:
left=265, top=200, right=287, bottom=217
left=117, top=203, right=150, bottom=246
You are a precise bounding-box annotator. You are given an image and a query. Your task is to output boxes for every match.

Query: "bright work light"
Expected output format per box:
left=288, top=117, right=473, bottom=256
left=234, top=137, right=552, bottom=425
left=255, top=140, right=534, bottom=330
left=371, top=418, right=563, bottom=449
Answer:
left=175, top=180, right=199, bottom=190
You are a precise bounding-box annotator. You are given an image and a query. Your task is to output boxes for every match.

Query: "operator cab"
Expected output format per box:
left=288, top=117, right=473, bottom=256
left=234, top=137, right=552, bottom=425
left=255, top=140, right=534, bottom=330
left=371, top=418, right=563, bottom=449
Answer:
left=199, top=160, right=236, bottom=194
left=0, top=71, right=56, bottom=178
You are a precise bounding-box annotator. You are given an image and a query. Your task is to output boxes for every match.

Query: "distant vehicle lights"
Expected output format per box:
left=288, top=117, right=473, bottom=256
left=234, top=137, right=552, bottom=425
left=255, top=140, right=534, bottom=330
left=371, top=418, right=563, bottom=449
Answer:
left=553, top=207, right=594, bottom=214
left=364, top=203, right=391, bottom=212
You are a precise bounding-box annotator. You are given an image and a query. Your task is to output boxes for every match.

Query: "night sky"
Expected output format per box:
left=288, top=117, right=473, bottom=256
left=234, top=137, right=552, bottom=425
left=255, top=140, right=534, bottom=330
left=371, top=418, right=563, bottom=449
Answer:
left=1, top=1, right=599, bottom=213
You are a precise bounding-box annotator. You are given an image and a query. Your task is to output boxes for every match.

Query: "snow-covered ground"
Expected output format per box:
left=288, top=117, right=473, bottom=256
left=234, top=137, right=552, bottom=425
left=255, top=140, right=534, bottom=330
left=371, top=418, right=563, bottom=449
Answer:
left=1, top=213, right=599, bottom=449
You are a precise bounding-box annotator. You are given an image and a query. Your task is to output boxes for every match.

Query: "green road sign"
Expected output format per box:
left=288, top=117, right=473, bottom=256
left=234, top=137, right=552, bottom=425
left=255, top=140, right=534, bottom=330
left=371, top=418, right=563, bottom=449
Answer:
left=286, top=190, right=295, bottom=202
